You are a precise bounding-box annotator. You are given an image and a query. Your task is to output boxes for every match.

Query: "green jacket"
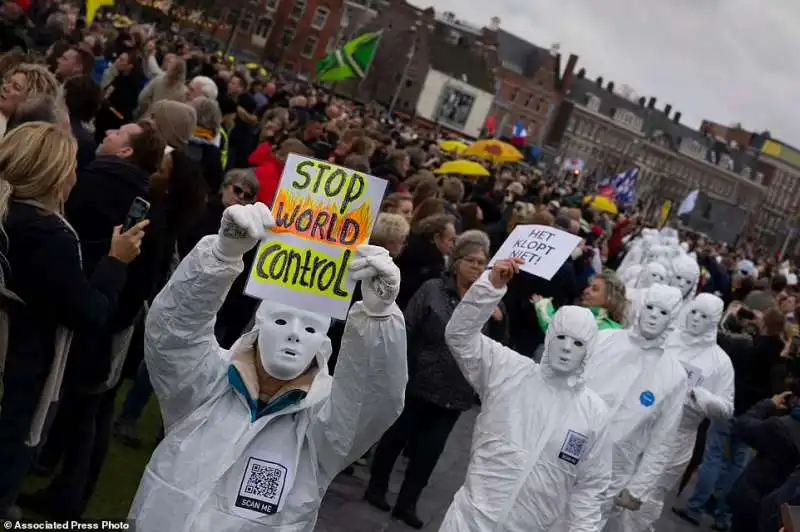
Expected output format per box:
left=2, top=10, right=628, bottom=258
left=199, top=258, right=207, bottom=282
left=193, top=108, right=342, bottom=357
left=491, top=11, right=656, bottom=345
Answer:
left=534, top=298, right=622, bottom=332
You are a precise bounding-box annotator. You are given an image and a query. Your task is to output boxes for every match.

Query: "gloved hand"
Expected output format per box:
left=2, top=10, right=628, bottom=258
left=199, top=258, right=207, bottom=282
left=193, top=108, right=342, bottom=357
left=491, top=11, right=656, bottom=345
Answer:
left=614, top=488, right=642, bottom=511
left=350, top=245, right=400, bottom=316
left=214, top=203, right=275, bottom=262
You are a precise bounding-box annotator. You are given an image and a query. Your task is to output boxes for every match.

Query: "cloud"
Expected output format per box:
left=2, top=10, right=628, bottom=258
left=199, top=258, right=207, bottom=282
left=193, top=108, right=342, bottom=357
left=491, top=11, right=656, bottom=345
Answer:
left=420, top=0, right=800, bottom=145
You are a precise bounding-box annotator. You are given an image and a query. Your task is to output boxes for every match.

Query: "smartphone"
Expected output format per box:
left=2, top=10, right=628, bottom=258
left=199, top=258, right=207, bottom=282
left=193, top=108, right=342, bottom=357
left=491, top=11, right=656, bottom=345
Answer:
left=123, top=197, right=151, bottom=232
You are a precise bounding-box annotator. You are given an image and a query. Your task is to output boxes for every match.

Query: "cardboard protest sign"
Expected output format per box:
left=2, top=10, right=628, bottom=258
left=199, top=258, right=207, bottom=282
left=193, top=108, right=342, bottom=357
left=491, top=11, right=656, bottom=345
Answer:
left=489, top=224, right=582, bottom=281
left=245, top=154, right=386, bottom=319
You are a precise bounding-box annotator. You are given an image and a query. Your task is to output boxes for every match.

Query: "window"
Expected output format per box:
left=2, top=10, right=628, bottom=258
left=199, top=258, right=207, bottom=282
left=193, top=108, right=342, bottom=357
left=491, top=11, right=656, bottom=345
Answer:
left=255, top=17, right=272, bottom=38
left=240, top=11, right=254, bottom=32
left=311, top=7, right=329, bottom=29
left=265, top=0, right=278, bottom=9
left=302, top=36, right=318, bottom=58
left=290, top=0, right=306, bottom=21
left=282, top=28, right=295, bottom=47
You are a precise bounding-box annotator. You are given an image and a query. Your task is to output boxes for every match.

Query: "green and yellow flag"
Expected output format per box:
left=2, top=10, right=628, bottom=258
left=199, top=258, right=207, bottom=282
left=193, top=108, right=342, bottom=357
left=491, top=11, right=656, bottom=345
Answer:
left=315, top=31, right=382, bottom=82
left=86, top=0, right=114, bottom=24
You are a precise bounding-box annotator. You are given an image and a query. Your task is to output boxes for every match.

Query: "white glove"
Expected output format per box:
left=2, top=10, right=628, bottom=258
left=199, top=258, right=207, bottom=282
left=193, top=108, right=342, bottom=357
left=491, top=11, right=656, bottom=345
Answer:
left=214, top=203, right=275, bottom=261
left=350, top=245, right=400, bottom=316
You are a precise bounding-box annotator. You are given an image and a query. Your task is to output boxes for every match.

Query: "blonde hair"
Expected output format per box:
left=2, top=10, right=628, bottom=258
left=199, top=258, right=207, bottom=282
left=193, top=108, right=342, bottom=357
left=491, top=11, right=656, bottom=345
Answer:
left=371, top=212, right=410, bottom=249
left=0, top=122, right=77, bottom=219
left=5, top=63, right=62, bottom=102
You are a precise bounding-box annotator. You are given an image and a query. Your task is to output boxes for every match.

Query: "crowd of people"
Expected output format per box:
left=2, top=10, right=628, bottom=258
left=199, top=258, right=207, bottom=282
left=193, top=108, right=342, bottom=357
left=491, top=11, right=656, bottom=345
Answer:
left=0, top=3, right=798, bottom=532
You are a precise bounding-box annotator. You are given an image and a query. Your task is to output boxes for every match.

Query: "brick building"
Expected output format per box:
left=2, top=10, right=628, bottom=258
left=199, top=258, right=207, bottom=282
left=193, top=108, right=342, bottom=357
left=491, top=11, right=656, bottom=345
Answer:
left=489, top=29, right=577, bottom=143
left=179, top=0, right=346, bottom=76
left=701, top=120, right=800, bottom=251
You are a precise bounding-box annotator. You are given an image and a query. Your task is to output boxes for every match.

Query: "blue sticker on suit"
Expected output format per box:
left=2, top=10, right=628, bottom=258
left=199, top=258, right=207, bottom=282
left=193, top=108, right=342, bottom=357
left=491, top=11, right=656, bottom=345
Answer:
left=639, top=390, right=655, bottom=407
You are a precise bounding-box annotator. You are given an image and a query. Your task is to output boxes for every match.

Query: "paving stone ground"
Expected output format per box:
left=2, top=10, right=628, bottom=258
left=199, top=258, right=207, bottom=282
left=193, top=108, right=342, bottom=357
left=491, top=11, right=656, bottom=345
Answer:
left=315, top=409, right=700, bottom=532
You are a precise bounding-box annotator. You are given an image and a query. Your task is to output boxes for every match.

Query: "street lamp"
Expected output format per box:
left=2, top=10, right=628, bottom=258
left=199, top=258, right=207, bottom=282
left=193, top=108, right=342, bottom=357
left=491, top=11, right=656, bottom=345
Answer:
left=388, top=19, right=421, bottom=117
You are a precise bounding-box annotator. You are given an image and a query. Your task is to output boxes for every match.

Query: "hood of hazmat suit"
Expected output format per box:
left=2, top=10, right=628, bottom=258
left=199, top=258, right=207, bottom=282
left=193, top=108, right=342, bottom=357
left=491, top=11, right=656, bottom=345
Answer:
left=130, top=231, right=407, bottom=532
left=440, top=271, right=612, bottom=532
left=669, top=253, right=700, bottom=323
left=627, top=293, right=734, bottom=530
left=630, top=262, right=667, bottom=291
left=581, top=284, right=689, bottom=531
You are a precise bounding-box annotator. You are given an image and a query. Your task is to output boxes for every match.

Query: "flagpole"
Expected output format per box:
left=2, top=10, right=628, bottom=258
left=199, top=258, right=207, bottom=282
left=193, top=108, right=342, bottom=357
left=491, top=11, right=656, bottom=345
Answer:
left=388, top=28, right=416, bottom=117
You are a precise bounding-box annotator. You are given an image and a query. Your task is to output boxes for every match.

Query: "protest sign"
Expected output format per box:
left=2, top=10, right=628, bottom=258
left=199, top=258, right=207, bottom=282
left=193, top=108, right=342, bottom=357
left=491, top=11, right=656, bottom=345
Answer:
left=489, top=224, right=582, bottom=281
left=245, top=154, right=386, bottom=319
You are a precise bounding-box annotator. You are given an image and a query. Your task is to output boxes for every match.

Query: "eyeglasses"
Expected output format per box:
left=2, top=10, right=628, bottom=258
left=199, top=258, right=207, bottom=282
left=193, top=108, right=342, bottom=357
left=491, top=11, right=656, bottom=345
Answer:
left=233, top=184, right=255, bottom=202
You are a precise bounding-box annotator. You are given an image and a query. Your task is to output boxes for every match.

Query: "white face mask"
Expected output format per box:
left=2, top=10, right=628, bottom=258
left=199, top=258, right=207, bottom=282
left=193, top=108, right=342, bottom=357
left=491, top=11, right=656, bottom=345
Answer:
left=638, top=303, right=672, bottom=339
left=257, top=305, right=330, bottom=381
left=546, top=333, right=588, bottom=375
left=648, top=271, right=665, bottom=285
left=671, top=273, right=695, bottom=298
left=686, top=308, right=714, bottom=336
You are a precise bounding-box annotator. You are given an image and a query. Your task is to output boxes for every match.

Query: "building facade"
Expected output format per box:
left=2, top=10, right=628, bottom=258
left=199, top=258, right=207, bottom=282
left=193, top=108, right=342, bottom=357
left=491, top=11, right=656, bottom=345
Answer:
left=489, top=29, right=577, bottom=144
left=545, top=71, right=765, bottom=238
left=172, top=0, right=345, bottom=76
left=700, top=120, right=800, bottom=252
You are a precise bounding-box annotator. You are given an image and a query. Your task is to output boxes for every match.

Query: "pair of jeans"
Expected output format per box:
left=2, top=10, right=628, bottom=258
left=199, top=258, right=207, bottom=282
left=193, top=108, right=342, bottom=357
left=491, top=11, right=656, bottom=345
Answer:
left=119, top=360, right=153, bottom=426
left=683, top=419, right=751, bottom=528
left=367, top=395, right=461, bottom=509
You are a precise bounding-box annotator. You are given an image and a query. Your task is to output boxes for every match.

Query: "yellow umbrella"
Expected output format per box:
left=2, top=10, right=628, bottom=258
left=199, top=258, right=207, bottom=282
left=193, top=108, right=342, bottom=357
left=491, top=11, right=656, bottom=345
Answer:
left=438, top=140, right=469, bottom=154
left=463, top=139, right=523, bottom=163
left=434, top=160, right=491, bottom=178
left=583, top=195, right=619, bottom=215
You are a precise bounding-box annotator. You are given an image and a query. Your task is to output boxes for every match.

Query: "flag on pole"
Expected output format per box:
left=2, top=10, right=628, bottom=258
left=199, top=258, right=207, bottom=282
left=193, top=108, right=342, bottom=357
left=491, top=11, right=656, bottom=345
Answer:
left=86, top=0, right=113, bottom=24
left=315, top=31, right=382, bottom=82
left=611, top=167, right=638, bottom=207
left=511, top=120, right=528, bottom=146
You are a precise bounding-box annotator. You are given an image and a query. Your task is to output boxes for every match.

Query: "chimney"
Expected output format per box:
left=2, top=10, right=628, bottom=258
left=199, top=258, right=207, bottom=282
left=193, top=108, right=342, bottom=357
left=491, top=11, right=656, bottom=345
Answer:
left=577, top=67, right=585, bottom=79
left=596, top=76, right=603, bottom=87
left=664, top=103, right=672, bottom=117
left=607, top=81, right=614, bottom=93
left=647, top=97, right=656, bottom=109
left=559, top=53, right=578, bottom=93
left=673, top=112, right=682, bottom=124
left=488, top=16, right=500, bottom=31
left=638, top=96, right=646, bottom=107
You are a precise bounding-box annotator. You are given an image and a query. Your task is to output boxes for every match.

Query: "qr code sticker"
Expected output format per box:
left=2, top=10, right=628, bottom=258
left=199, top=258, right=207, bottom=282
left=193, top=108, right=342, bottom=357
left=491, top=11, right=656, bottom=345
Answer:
left=236, top=458, right=288, bottom=515
left=558, top=430, right=588, bottom=465
left=244, top=462, right=284, bottom=501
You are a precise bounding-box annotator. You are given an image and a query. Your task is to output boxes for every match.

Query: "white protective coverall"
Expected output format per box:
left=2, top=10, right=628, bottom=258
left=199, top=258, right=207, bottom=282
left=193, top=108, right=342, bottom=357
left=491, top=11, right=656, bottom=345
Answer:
left=582, top=284, right=689, bottom=532
left=636, top=293, right=734, bottom=528
left=440, top=272, right=612, bottom=532
left=129, top=206, right=408, bottom=532
left=668, top=253, right=700, bottom=318
left=618, top=229, right=658, bottom=275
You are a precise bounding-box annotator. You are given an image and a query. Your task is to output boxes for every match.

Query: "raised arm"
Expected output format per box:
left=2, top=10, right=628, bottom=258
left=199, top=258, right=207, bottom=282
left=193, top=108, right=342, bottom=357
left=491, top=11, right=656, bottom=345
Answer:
left=311, top=245, right=408, bottom=480
left=688, top=353, right=735, bottom=421
left=445, top=259, right=532, bottom=399
left=145, top=204, right=274, bottom=429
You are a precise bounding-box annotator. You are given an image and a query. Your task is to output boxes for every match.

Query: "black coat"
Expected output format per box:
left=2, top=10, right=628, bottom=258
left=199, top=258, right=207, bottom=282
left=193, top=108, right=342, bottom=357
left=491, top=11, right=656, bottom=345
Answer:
left=70, top=116, right=96, bottom=171
left=0, top=201, right=126, bottom=468
left=64, top=156, right=167, bottom=387
left=722, top=330, right=784, bottom=416
left=403, top=276, right=506, bottom=411
left=729, top=400, right=800, bottom=530
left=395, top=234, right=445, bottom=310
left=186, top=138, right=224, bottom=194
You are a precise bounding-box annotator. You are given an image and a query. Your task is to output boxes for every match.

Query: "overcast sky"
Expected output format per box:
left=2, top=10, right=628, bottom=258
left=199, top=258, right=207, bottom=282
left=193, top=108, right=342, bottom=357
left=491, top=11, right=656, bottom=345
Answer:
left=421, top=0, right=800, bottom=146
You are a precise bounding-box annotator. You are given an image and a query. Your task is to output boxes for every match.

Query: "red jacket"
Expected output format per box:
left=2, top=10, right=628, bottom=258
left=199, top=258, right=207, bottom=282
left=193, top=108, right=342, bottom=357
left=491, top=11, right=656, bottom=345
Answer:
left=248, top=143, right=284, bottom=207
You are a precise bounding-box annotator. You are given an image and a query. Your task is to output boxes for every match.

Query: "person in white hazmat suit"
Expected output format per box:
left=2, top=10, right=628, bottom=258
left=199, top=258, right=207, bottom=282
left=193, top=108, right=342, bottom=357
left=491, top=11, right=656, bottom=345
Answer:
left=622, top=245, right=671, bottom=288
left=618, top=228, right=658, bottom=275
left=128, top=203, right=408, bottom=532
left=625, top=261, right=667, bottom=292
left=439, top=258, right=612, bottom=532
left=668, top=253, right=700, bottom=316
left=635, top=293, right=734, bottom=528
left=581, top=283, right=689, bottom=531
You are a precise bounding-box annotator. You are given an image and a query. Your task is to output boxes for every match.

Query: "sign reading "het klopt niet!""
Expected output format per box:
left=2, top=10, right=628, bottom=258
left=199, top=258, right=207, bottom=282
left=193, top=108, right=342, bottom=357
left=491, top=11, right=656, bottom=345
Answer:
left=245, top=154, right=386, bottom=319
left=489, top=224, right=582, bottom=281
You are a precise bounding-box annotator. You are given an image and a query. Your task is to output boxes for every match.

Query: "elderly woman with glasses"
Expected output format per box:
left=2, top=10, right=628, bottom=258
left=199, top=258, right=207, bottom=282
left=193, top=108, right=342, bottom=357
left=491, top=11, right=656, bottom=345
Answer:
left=365, top=230, right=508, bottom=528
